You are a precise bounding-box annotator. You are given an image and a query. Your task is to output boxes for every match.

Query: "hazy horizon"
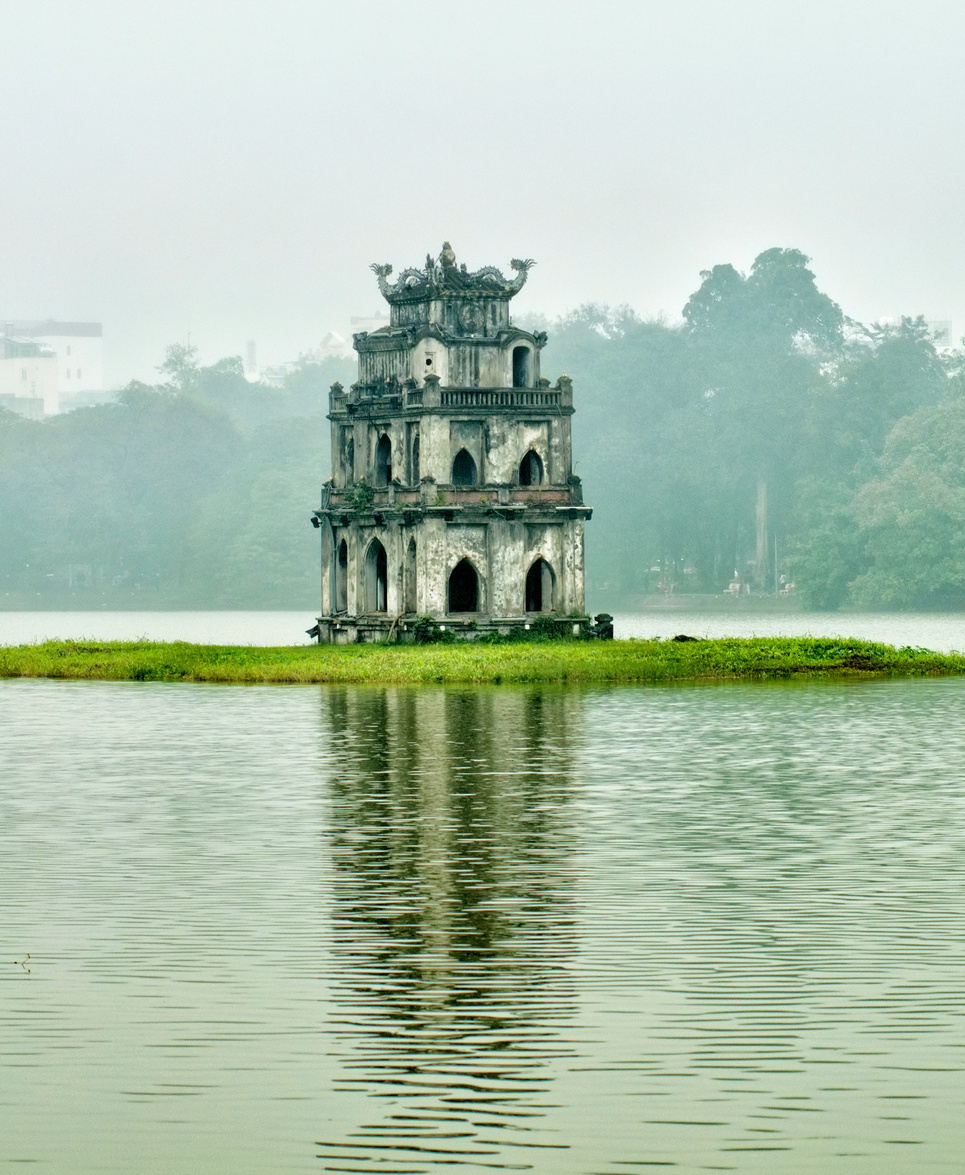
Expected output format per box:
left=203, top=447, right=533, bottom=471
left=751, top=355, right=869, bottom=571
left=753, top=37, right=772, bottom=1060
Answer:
left=4, top=0, right=964, bottom=385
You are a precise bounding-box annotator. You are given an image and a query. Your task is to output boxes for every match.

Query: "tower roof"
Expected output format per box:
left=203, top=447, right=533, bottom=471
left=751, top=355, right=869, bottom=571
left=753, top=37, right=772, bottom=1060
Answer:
left=370, top=243, right=535, bottom=304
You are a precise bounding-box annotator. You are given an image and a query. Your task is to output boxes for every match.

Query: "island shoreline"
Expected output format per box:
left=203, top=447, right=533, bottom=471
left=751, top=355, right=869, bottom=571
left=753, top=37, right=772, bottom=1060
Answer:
left=2, top=637, right=963, bottom=686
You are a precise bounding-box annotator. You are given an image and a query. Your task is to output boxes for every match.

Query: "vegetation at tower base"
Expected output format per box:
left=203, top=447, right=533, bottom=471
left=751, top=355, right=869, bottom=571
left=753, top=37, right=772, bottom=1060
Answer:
left=2, top=637, right=963, bottom=685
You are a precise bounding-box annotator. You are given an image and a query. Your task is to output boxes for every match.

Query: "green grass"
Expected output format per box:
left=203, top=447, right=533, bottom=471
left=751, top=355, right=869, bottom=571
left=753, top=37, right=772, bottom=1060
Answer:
left=1, top=636, right=963, bottom=685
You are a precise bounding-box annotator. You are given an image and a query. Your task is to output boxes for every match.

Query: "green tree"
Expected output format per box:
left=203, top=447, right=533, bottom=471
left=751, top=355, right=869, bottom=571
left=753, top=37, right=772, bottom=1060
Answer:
left=847, top=393, right=965, bottom=607
left=784, top=317, right=953, bottom=608
left=157, top=342, right=200, bottom=391
left=682, top=248, right=846, bottom=589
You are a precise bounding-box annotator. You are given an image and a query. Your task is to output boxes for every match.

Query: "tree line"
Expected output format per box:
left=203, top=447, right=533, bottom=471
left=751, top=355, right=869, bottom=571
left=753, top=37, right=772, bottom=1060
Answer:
left=0, top=349, right=353, bottom=608
left=2, top=247, right=963, bottom=611
left=541, top=248, right=961, bottom=609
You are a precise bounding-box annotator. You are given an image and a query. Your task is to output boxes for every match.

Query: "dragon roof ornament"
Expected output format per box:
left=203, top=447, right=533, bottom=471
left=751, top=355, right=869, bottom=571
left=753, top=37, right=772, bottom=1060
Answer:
left=370, top=243, right=535, bottom=302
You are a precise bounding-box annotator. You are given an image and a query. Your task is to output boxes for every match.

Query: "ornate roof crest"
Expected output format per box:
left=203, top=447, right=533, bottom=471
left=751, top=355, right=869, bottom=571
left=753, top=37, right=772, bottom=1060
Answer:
left=370, top=244, right=535, bottom=302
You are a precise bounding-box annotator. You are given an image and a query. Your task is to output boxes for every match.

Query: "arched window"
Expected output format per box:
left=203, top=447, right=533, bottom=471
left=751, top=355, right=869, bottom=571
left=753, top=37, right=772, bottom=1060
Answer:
left=365, top=539, right=388, bottom=612
left=335, top=538, right=348, bottom=613
left=405, top=538, right=417, bottom=614
left=448, top=558, right=479, bottom=613
left=346, top=437, right=354, bottom=481
left=411, top=433, right=420, bottom=484
left=451, top=448, right=477, bottom=486
left=519, top=449, right=544, bottom=486
left=525, top=558, right=556, bottom=613
left=375, top=434, right=392, bottom=487
left=512, top=346, right=532, bottom=388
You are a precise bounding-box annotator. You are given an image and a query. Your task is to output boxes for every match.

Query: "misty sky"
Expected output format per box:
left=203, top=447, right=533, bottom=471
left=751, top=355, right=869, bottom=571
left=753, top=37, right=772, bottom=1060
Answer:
left=3, top=0, right=965, bottom=384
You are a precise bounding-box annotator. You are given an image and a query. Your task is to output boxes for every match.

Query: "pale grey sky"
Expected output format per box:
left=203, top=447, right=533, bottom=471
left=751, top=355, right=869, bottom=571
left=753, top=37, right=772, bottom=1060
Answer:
left=3, top=0, right=964, bottom=383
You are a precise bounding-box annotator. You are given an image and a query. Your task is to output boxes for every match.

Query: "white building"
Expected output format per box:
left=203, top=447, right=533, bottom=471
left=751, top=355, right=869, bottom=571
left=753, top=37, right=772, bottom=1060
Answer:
left=1, top=320, right=104, bottom=406
left=0, top=336, right=59, bottom=416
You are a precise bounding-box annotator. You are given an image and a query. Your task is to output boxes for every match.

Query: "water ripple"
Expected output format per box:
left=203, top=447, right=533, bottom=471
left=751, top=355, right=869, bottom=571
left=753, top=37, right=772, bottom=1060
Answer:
left=2, top=677, right=965, bottom=1172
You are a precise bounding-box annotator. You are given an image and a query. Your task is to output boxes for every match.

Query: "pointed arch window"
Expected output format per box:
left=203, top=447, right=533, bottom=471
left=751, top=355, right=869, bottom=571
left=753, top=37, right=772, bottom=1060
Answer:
left=525, top=558, right=556, bottom=613
left=448, top=558, right=479, bottom=613
left=335, top=538, right=348, bottom=613
left=451, top=448, right=477, bottom=486
left=405, top=538, right=417, bottom=614
left=375, top=434, right=392, bottom=487
left=519, top=449, right=544, bottom=486
left=365, top=539, right=388, bottom=612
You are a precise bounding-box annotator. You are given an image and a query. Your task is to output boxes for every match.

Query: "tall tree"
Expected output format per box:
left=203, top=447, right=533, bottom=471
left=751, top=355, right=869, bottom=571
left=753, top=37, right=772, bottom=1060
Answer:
left=681, top=248, right=845, bottom=587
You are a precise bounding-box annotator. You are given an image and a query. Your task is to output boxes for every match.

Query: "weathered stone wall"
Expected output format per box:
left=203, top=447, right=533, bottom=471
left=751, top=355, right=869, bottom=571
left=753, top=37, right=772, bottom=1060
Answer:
left=321, top=513, right=586, bottom=622
left=357, top=332, right=541, bottom=392
left=316, top=247, right=591, bottom=640
left=331, top=412, right=572, bottom=491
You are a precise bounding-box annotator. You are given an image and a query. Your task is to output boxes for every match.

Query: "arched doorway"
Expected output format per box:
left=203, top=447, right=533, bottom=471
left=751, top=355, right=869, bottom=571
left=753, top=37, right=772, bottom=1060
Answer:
left=512, top=346, right=532, bottom=388
left=448, top=558, right=479, bottom=613
left=404, top=537, right=417, bottom=613
left=519, top=449, right=544, bottom=486
left=451, top=448, right=477, bottom=486
left=375, top=434, right=392, bottom=487
left=365, top=539, right=388, bottom=612
left=335, top=538, right=348, bottom=613
left=525, top=558, right=556, bottom=613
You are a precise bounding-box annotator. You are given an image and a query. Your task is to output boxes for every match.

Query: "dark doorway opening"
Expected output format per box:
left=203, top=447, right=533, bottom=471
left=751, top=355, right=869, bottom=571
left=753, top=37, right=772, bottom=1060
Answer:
left=519, top=449, right=544, bottom=486
left=526, top=558, right=555, bottom=613
left=405, top=538, right=417, bottom=613
left=336, top=538, right=348, bottom=613
left=451, top=448, right=477, bottom=486
left=448, top=559, right=479, bottom=613
left=375, top=434, right=392, bottom=487
left=512, top=346, right=532, bottom=388
left=365, top=539, right=388, bottom=612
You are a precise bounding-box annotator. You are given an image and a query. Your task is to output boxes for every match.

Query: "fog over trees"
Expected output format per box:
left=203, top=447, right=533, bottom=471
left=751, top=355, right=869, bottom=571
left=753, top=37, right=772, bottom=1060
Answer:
left=2, top=248, right=963, bottom=612
left=0, top=352, right=353, bottom=609
left=551, top=248, right=961, bottom=609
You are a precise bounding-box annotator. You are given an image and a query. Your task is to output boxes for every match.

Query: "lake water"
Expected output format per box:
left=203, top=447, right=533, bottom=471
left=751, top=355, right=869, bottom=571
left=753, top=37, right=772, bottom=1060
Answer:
left=4, top=608, right=965, bottom=651
left=3, top=673, right=965, bottom=1173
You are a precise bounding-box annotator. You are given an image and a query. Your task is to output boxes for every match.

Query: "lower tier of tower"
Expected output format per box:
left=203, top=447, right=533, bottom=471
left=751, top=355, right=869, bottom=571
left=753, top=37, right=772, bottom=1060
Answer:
left=314, top=507, right=591, bottom=631
left=312, top=613, right=599, bottom=644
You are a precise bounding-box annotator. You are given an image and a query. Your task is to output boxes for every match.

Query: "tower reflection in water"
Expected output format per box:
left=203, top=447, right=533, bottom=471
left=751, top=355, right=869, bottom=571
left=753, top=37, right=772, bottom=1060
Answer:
left=317, top=687, right=581, bottom=1172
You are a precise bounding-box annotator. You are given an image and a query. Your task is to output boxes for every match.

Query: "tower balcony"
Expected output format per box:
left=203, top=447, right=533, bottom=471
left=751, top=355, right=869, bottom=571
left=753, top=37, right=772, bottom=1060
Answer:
left=322, top=482, right=587, bottom=521
left=439, top=383, right=570, bottom=410
left=330, top=375, right=573, bottom=416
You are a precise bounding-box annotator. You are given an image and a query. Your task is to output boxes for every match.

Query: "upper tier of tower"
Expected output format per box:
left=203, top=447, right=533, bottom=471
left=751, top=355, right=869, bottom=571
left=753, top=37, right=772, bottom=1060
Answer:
left=353, top=243, right=548, bottom=394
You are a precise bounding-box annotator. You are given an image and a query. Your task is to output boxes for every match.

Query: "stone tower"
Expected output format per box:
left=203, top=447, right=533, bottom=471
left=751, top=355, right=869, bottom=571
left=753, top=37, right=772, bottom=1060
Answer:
left=312, top=244, right=592, bottom=642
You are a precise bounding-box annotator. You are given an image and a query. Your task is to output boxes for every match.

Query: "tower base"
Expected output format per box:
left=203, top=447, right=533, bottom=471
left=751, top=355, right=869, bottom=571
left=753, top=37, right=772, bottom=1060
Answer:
left=313, top=613, right=598, bottom=644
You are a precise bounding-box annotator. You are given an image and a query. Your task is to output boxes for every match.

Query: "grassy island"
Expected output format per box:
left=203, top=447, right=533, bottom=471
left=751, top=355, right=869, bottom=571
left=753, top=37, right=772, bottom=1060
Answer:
left=1, top=636, right=964, bottom=686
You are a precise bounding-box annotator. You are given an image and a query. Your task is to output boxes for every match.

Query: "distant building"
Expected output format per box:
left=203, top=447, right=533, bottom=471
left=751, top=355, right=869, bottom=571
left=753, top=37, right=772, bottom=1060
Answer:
left=1, top=320, right=104, bottom=408
left=349, top=313, right=389, bottom=336
left=244, top=339, right=259, bottom=382
left=926, top=319, right=953, bottom=349
left=874, top=316, right=955, bottom=351
left=318, top=330, right=353, bottom=360
left=0, top=335, right=58, bottom=416
left=261, top=330, right=359, bottom=387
